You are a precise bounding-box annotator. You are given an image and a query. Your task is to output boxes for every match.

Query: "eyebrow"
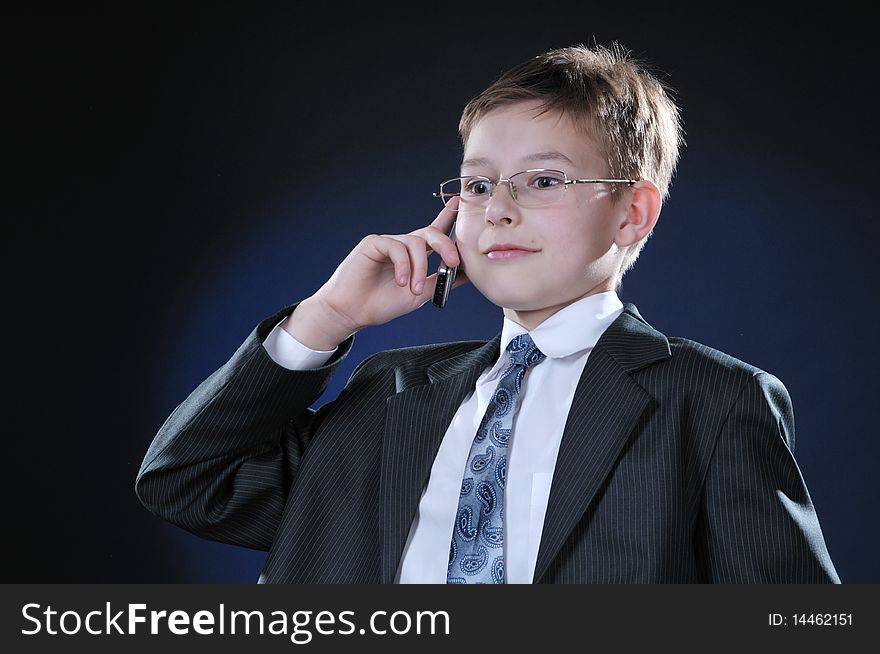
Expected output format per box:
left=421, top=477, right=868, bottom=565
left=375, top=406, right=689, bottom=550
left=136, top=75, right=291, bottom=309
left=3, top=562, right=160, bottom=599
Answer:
left=460, top=151, right=577, bottom=171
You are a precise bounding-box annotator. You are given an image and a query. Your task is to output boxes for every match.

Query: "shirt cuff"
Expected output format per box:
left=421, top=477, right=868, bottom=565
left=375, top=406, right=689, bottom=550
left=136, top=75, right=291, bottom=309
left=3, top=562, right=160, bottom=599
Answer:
left=262, top=317, right=338, bottom=370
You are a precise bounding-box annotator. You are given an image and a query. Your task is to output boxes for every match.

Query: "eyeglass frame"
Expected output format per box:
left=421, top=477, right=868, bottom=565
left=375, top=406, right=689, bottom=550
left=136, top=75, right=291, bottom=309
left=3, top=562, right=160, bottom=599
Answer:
left=433, top=168, right=639, bottom=209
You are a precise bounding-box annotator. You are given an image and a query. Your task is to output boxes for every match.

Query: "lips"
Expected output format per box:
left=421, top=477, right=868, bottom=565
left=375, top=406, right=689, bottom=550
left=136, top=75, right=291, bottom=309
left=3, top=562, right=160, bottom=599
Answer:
left=484, top=243, right=539, bottom=261
left=484, top=243, right=539, bottom=254
left=487, top=249, right=536, bottom=260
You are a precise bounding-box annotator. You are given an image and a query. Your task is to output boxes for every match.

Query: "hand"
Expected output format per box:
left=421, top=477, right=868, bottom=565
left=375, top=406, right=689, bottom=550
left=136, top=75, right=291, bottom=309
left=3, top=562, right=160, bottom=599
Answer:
left=288, top=197, right=470, bottom=347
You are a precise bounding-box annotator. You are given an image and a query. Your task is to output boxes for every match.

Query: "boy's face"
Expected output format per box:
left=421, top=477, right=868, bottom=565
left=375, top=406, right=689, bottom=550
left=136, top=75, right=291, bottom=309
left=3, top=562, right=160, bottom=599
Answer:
left=454, top=100, right=633, bottom=330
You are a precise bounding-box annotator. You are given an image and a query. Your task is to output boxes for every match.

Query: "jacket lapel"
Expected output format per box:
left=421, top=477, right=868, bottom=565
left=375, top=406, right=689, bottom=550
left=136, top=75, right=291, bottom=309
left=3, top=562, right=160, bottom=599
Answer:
left=379, top=334, right=501, bottom=584
left=531, top=303, right=671, bottom=582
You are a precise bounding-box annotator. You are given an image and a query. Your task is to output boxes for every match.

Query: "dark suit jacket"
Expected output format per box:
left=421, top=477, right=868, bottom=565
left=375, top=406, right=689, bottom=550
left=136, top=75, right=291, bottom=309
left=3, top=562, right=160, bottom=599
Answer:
left=136, top=301, right=840, bottom=583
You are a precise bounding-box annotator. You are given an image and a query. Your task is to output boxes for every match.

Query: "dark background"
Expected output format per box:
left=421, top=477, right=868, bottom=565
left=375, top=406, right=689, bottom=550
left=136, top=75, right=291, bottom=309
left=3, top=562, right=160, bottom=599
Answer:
left=5, top=4, right=877, bottom=583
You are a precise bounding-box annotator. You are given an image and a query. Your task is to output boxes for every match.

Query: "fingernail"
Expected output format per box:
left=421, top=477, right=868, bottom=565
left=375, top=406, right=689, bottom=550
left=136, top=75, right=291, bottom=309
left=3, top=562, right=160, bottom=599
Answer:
left=400, top=275, right=408, bottom=285
left=415, top=281, right=424, bottom=293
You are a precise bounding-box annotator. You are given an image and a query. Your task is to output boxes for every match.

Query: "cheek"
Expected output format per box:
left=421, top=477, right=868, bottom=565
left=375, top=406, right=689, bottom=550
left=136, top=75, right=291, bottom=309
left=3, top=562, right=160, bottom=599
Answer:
left=578, top=193, right=621, bottom=230
left=567, top=202, right=620, bottom=248
left=451, top=215, right=482, bottom=251
left=543, top=219, right=590, bottom=255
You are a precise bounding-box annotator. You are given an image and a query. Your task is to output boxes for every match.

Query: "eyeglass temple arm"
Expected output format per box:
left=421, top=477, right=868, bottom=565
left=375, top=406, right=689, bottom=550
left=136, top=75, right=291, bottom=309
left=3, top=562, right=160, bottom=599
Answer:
left=568, top=178, right=639, bottom=185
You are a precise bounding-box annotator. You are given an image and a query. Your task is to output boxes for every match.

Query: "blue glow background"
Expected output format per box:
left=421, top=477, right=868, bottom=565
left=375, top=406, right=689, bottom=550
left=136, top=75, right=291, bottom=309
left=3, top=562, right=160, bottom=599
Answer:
left=6, top=5, right=877, bottom=582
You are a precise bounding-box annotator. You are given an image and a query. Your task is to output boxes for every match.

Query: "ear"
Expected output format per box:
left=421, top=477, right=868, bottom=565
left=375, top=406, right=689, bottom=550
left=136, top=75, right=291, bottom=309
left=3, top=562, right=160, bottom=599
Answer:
left=614, top=180, right=662, bottom=248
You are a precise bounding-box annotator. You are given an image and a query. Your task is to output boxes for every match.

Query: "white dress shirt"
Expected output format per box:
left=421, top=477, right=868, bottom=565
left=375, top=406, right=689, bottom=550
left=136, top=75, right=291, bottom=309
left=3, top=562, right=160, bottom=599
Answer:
left=263, top=291, right=625, bottom=583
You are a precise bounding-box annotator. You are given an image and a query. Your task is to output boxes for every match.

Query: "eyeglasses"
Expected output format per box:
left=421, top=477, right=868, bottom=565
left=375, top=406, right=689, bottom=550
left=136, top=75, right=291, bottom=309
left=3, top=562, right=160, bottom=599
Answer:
left=433, top=169, right=638, bottom=210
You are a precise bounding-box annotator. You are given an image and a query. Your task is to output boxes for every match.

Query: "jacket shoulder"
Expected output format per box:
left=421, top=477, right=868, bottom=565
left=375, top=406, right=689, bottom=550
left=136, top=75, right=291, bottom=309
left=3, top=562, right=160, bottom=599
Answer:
left=344, top=338, right=490, bottom=383
left=667, top=336, right=768, bottom=375
left=660, top=336, right=789, bottom=401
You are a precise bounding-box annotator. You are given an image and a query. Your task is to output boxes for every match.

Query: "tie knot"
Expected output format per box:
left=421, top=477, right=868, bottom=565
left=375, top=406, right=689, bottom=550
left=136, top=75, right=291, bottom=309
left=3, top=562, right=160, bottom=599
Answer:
left=507, top=333, right=546, bottom=370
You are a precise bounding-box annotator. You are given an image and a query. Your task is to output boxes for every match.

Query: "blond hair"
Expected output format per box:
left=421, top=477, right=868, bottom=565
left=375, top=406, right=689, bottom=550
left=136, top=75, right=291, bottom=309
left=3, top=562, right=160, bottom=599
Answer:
left=459, top=43, right=684, bottom=282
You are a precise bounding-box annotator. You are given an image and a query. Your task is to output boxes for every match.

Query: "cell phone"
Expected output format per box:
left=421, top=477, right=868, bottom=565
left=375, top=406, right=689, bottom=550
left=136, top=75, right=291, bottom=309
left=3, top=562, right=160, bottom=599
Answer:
left=432, top=221, right=460, bottom=308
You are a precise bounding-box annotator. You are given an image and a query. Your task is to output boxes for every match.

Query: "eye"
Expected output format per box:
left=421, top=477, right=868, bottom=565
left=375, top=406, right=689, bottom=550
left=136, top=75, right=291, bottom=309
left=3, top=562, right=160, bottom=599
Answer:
left=464, top=178, right=492, bottom=195
left=530, top=174, right=563, bottom=190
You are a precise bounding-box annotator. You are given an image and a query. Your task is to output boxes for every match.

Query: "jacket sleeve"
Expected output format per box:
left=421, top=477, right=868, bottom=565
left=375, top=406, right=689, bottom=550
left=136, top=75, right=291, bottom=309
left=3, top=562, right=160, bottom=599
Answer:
left=134, top=301, right=362, bottom=551
left=694, top=371, right=841, bottom=583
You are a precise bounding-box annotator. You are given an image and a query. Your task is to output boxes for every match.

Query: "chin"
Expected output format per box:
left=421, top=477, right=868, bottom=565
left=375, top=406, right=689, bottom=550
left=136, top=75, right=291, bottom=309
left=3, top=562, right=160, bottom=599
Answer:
left=471, top=277, right=539, bottom=305
left=480, top=280, right=599, bottom=313
left=482, top=290, right=549, bottom=312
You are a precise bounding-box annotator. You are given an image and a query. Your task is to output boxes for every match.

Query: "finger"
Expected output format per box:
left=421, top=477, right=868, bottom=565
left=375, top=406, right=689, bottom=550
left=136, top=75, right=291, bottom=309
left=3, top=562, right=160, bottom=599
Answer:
left=428, top=195, right=459, bottom=232
left=409, top=225, right=460, bottom=269
left=370, top=235, right=412, bottom=287
left=389, top=234, right=430, bottom=295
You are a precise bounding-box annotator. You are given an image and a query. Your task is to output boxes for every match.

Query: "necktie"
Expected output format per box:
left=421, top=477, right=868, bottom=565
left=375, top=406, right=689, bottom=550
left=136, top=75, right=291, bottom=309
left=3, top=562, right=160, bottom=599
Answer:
left=447, top=333, right=546, bottom=584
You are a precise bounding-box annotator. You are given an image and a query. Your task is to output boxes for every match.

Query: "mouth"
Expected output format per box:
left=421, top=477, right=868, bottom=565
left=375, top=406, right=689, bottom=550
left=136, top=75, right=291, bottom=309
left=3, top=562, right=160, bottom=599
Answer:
left=484, top=243, right=540, bottom=260
left=485, top=248, right=539, bottom=260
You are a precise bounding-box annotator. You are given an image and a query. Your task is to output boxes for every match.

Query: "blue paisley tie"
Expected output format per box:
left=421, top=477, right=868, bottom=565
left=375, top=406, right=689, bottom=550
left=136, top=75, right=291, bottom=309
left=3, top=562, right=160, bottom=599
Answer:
left=447, top=333, right=546, bottom=584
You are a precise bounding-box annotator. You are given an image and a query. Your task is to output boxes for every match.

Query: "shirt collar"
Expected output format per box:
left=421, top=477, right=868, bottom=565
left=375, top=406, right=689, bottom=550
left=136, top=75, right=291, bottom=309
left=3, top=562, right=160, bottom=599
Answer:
left=489, top=291, right=625, bottom=375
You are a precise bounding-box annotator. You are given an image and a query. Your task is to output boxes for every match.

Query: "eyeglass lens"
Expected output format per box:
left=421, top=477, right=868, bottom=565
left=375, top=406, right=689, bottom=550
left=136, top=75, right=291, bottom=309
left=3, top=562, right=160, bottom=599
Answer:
left=440, top=170, right=567, bottom=209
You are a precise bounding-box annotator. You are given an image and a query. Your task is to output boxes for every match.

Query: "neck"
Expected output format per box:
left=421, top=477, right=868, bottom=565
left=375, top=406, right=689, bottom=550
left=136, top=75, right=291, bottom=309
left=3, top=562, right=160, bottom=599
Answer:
left=502, top=278, right=615, bottom=331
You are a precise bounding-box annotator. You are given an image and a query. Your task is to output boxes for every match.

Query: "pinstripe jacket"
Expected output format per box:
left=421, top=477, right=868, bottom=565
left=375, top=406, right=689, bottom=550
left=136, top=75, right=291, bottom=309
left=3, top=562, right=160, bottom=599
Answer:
left=136, top=301, right=840, bottom=583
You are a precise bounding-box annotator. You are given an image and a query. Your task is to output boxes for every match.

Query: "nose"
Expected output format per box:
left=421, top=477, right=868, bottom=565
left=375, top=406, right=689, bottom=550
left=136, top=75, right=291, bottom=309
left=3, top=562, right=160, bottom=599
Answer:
left=484, top=180, right=520, bottom=226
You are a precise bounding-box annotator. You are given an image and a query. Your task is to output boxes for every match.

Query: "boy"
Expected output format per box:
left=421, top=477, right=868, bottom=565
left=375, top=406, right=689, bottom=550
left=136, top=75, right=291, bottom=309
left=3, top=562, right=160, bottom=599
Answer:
left=136, top=44, right=840, bottom=583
